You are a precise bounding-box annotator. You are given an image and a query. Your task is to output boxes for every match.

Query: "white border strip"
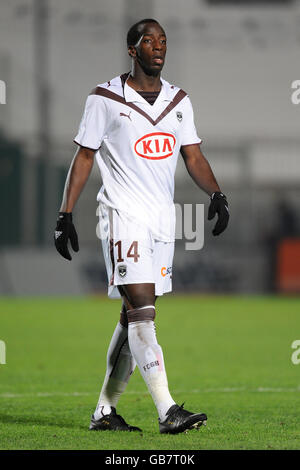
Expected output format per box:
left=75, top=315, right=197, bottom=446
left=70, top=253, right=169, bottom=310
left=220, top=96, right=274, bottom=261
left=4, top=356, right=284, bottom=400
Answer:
left=1, top=387, right=300, bottom=398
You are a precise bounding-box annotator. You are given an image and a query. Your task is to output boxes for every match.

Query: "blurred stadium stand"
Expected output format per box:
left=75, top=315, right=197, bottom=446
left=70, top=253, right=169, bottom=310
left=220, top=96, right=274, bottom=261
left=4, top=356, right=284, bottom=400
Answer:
left=0, top=0, right=300, bottom=295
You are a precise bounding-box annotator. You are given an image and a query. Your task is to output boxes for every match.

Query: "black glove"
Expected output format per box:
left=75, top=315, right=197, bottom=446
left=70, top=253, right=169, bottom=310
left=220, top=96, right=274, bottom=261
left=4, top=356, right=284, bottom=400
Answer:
left=208, top=192, right=229, bottom=236
left=54, top=212, right=79, bottom=260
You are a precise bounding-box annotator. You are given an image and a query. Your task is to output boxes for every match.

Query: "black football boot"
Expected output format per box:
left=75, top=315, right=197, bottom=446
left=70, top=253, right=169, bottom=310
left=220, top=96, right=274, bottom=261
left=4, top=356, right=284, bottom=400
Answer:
left=89, top=407, right=142, bottom=432
left=159, top=403, right=207, bottom=434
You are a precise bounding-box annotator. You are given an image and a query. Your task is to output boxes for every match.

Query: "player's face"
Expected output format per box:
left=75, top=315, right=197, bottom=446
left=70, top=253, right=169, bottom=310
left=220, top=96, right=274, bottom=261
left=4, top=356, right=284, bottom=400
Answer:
left=130, top=23, right=167, bottom=76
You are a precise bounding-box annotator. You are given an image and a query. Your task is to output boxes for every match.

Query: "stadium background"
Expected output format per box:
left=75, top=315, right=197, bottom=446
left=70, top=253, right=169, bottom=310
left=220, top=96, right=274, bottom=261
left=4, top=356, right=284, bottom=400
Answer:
left=0, top=0, right=300, bottom=296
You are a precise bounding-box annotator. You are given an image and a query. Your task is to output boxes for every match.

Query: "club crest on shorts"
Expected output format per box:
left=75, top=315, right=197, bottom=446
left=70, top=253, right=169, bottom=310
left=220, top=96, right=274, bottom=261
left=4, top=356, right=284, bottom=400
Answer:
left=176, top=111, right=183, bottom=122
left=118, top=264, right=127, bottom=278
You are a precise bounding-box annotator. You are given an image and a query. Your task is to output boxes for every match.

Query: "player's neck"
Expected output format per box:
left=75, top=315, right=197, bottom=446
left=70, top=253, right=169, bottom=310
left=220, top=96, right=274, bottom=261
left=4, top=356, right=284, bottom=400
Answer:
left=127, top=69, right=161, bottom=92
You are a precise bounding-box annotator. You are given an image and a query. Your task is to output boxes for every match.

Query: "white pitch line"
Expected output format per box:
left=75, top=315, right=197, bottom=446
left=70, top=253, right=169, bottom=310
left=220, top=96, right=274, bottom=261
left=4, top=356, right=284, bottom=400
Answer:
left=0, top=387, right=300, bottom=398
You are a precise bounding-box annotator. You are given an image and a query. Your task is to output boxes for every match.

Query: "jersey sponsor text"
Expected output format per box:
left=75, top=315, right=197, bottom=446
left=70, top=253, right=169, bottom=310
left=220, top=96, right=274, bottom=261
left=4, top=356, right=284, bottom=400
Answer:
left=134, top=132, right=176, bottom=160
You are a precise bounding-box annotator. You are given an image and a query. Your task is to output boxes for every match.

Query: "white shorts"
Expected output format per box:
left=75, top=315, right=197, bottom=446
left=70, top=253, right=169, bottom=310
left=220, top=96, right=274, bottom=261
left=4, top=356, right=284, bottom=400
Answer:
left=98, top=204, right=174, bottom=299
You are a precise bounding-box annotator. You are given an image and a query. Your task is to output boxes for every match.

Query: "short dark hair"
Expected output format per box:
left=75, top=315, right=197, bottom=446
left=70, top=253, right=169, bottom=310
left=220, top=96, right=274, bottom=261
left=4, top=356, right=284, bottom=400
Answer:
left=126, top=18, right=161, bottom=47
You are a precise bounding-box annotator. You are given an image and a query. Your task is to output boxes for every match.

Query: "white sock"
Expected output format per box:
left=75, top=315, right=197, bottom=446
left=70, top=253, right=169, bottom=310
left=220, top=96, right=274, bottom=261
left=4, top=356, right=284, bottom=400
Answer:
left=128, top=319, right=176, bottom=422
left=94, top=322, right=136, bottom=419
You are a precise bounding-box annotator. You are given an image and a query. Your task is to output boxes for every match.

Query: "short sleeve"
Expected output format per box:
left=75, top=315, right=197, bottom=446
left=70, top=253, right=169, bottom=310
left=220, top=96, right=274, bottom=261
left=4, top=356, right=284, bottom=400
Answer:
left=180, top=96, right=202, bottom=147
left=74, top=94, right=107, bottom=150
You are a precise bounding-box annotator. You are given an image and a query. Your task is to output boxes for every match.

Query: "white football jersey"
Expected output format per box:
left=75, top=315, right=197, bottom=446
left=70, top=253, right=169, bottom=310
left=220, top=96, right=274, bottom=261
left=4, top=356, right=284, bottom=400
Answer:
left=74, top=74, right=202, bottom=241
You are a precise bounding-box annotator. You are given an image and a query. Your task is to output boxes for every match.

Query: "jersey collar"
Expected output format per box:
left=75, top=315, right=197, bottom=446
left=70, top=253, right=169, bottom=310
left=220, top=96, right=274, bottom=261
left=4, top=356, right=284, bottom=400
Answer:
left=123, top=78, right=173, bottom=105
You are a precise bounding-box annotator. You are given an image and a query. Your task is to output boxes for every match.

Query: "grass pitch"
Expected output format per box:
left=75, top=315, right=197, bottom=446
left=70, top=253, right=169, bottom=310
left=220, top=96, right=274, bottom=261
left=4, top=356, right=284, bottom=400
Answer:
left=0, top=295, right=300, bottom=450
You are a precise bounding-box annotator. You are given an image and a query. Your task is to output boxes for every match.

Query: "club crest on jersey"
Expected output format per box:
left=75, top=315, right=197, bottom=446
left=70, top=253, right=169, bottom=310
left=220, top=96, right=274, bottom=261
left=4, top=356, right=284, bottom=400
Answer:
left=134, top=132, right=176, bottom=160
left=118, top=264, right=127, bottom=278
left=176, top=111, right=183, bottom=122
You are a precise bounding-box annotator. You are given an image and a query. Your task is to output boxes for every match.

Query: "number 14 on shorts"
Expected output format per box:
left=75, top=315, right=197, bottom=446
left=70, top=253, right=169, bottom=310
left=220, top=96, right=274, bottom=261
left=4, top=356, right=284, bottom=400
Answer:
left=115, top=240, right=140, bottom=263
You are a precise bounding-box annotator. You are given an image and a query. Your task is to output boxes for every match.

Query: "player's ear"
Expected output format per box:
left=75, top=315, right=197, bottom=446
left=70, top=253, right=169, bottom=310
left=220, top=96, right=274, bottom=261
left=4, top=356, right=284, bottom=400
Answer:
left=128, top=46, right=136, bottom=58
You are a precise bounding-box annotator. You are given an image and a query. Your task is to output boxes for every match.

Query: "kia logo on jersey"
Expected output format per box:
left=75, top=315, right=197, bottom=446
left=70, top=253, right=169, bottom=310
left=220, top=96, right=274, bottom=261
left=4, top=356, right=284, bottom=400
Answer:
left=134, top=132, right=176, bottom=160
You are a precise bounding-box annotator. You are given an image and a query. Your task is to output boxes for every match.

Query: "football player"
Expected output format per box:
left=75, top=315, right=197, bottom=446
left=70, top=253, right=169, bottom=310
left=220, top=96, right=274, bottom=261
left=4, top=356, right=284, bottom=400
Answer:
left=54, top=19, right=229, bottom=434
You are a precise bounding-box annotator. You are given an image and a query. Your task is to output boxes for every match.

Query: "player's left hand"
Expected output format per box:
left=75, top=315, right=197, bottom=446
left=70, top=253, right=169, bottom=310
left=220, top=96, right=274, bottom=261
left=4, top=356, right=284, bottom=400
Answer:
left=208, top=192, right=229, bottom=236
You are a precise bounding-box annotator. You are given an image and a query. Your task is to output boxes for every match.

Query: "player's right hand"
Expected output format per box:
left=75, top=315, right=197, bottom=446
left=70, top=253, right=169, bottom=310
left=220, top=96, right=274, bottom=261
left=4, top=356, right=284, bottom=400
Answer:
left=54, top=212, right=79, bottom=261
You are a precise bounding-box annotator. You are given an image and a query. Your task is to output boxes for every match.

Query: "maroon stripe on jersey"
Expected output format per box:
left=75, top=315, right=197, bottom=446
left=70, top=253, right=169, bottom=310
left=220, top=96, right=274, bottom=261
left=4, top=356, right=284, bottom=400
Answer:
left=89, top=86, right=187, bottom=126
left=154, top=89, right=187, bottom=125
left=90, top=87, right=157, bottom=125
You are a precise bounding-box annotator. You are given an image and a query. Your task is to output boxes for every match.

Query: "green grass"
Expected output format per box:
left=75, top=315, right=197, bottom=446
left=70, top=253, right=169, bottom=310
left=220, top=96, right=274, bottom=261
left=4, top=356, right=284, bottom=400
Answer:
left=0, top=295, right=300, bottom=450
